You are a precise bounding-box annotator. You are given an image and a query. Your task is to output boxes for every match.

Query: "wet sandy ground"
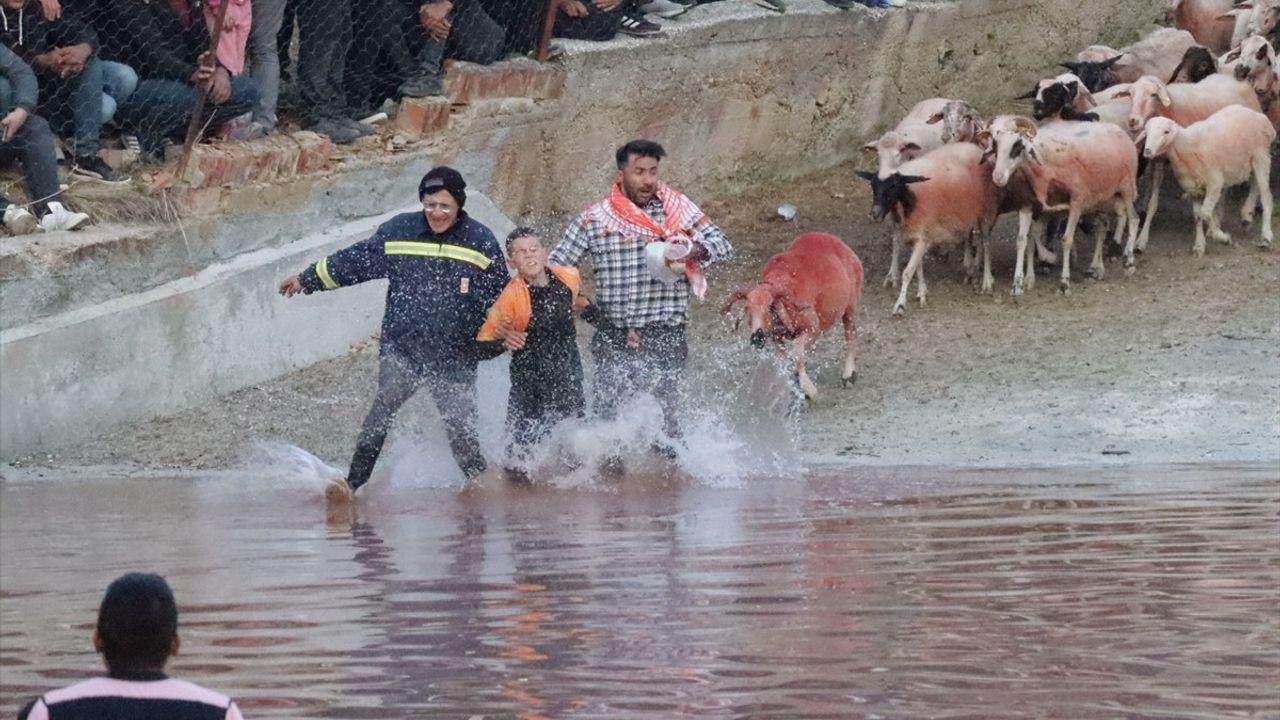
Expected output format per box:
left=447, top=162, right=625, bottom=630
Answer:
left=2, top=464, right=1277, bottom=719
left=12, top=162, right=1278, bottom=477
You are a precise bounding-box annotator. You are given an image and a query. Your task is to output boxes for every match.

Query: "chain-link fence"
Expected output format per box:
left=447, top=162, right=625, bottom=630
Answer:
left=1, top=0, right=905, bottom=233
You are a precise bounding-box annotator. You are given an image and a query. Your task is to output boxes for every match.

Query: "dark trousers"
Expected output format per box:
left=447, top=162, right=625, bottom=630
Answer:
left=590, top=323, right=687, bottom=440
left=0, top=113, right=63, bottom=215
left=554, top=1, right=623, bottom=41
left=477, top=0, right=544, bottom=58
left=117, top=76, right=259, bottom=155
left=505, top=350, right=585, bottom=467
left=346, top=0, right=416, bottom=115
left=347, top=351, right=487, bottom=490
left=296, top=0, right=352, bottom=122
left=37, top=57, right=105, bottom=157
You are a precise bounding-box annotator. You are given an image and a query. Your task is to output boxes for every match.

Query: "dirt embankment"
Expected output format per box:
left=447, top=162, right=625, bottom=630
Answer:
left=15, top=164, right=1280, bottom=475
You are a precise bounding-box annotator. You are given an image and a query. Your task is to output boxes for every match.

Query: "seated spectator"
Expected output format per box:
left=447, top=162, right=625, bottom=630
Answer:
left=246, top=0, right=287, bottom=136
left=553, top=0, right=652, bottom=43
left=29, top=0, right=139, bottom=131
left=17, top=573, right=245, bottom=720
left=204, top=0, right=252, bottom=77
left=292, top=0, right=372, bottom=145
left=346, top=0, right=417, bottom=117
left=0, top=0, right=126, bottom=181
left=347, top=0, right=508, bottom=104
left=92, top=0, right=259, bottom=159
left=1, top=44, right=90, bottom=233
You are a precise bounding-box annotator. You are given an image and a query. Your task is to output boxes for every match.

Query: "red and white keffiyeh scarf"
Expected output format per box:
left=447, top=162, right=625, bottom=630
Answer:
left=591, top=181, right=709, bottom=298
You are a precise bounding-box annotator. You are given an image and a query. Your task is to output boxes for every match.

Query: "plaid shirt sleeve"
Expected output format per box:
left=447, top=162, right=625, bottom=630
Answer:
left=548, top=215, right=591, bottom=268
left=691, top=214, right=733, bottom=266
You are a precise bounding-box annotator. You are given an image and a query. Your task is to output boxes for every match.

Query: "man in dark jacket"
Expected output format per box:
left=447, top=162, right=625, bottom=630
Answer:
left=278, top=167, right=508, bottom=497
left=0, top=43, right=89, bottom=232
left=0, top=0, right=121, bottom=180
left=90, top=0, right=258, bottom=157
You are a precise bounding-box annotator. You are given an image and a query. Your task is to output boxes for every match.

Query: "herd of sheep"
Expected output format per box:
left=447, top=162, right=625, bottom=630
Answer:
left=856, top=0, right=1278, bottom=316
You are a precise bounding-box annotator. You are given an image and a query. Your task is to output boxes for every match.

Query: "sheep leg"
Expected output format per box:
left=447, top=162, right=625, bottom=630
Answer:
left=1035, top=222, right=1058, bottom=266
left=884, top=228, right=902, bottom=288
left=1202, top=178, right=1230, bottom=245
left=1192, top=198, right=1208, bottom=258
left=841, top=305, right=858, bottom=387
left=1059, top=209, right=1081, bottom=294
left=792, top=332, right=819, bottom=400
left=894, top=240, right=928, bottom=316
left=1012, top=209, right=1032, bottom=296
left=1253, top=151, right=1275, bottom=247
left=1136, top=160, right=1163, bottom=253
left=1025, top=218, right=1039, bottom=291
left=1123, top=200, right=1139, bottom=276
left=916, top=251, right=928, bottom=307
left=981, top=233, right=994, bottom=294
left=1242, top=173, right=1261, bottom=228
left=1087, top=213, right=1111, bottom=281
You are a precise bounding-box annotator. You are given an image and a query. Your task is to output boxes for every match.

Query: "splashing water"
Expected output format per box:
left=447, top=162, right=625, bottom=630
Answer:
left=238, top=441, right=345, bottom=488
left=241, top=345, right=804, bottom=490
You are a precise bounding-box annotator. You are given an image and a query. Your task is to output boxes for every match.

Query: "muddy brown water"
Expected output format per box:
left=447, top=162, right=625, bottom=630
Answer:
left=2, top=464, right=1277, bottom=719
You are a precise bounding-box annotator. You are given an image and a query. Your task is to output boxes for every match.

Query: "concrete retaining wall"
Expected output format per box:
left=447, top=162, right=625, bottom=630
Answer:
left=0, top=195, right=515, bottom=459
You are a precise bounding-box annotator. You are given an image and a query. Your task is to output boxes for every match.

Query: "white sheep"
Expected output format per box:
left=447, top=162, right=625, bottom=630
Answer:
left=1139, top=106, right=1276, bottom=255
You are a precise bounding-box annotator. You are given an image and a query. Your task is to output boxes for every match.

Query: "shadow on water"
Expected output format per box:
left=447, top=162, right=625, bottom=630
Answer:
left=2, top=462, right=1277, bottom=719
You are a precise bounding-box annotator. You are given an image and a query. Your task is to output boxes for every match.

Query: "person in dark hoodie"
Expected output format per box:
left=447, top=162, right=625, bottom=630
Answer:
left=0, top=43, right=89, bottom=233
left=278, top=167, right=509, bottom=499
left=0, top=0, right=124, bottom=181
left=88, top=0, right=258, bottom=158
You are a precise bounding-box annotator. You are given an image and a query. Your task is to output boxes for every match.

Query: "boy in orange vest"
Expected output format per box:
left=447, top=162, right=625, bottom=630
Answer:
left=477, top=227, right=597, bottom=481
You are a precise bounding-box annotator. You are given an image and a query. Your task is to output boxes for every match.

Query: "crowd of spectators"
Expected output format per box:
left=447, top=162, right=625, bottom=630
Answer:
left=1, top=0, right=905, bottom=235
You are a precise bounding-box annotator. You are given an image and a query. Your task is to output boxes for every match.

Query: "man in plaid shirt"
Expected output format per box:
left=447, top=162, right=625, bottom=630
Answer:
left=548, top=139, right=732, bottom=464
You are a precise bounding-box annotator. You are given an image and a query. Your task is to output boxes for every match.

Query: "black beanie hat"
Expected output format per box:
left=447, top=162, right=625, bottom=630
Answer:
left=419, top=166, right=467, bottom=208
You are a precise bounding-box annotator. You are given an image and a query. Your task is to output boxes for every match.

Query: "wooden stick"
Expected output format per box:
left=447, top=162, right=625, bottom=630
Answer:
left=176, top=0, right=234, bottom=181
left=536, top=0, right=561, bottom=63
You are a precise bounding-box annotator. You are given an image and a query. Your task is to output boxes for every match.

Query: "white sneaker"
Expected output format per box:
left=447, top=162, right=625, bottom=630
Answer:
left=3, top=204, right=39, bottom=235
left=38, top=201, right=90, bottom=232
left=639, top=0, right=687, bottom=18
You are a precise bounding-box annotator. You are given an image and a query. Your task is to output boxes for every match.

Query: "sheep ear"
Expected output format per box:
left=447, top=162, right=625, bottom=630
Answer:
left=925, top=112, right=945, bottom=124
left=1134, top=128, right=1148, bottom=145
left=1112, top=89, right=1132, bottom=98
left=901, top=142, right=922, bottom=154
left=1059, top=61, right=1081, bottom=72
left=1258, top=44, right=1270, bottom=61
left=855, top=170, right=878, bottom=182
left=1015, top=87, right=1039, bottom=100
left=1157, top=86, right=1172, bottom=106
left=1101, top=55, right=1124, bottom=68
left=1025, top=143, right=1044, bottom=165
left=862, top=141, right=878, bottom=153
left=1225, top=48, right=1242, bottom=62
left=1077, top=84, right=1098, bottom=108
left=900, top=175, right=930, bottom=184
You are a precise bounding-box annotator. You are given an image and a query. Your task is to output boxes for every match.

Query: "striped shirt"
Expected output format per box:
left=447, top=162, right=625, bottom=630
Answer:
left=20, top=674, right=243, bottom=720
left=548, top=195, right=732, bottom=328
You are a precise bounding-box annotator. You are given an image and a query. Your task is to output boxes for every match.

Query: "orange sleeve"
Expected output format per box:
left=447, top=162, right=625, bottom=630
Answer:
left=549, top=265, right=582, bottom=299
left=477, top=280, right=530, bottom=341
